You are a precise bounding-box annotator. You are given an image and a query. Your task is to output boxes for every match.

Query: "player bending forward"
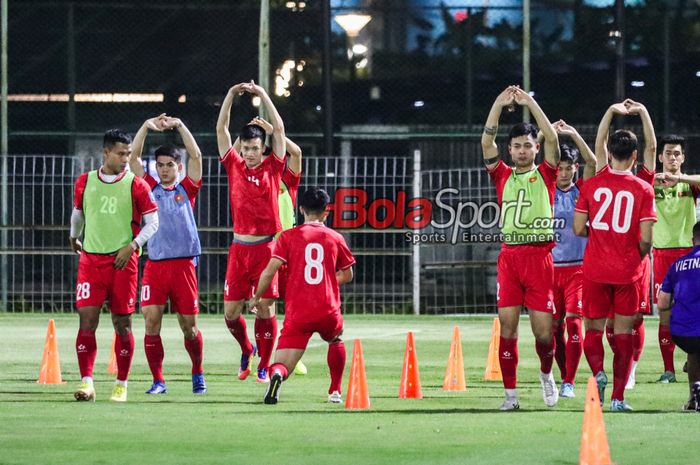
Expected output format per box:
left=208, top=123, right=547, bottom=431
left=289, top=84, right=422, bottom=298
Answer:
left=253, top=187, right=355, bottom=404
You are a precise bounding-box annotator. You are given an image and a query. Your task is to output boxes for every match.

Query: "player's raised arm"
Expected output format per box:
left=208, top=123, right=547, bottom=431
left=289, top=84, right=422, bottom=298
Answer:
left=594, top=103, right=628, bottom=169
left=248, top=82, right=286, bottom=160
left=481, top=86, right=515, bottom=169
left=163, top=116, right=202, bottom=183
left=624, top=99, right=657, bottom=172
left=252, top=257, right=285, bottom=309
left=130, top=114, right=166, bottom=177
left=216, top=83, right=246, bottom=158
left=512, top=86, right=559, bottom=166
left=253, top=115, right=302, bottom=173
left=555, top=120, right=597, bottom=179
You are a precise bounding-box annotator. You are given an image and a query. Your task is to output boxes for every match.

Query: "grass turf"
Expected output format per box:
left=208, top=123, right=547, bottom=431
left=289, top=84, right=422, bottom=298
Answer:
left=0, top=314, right=696, bottom=465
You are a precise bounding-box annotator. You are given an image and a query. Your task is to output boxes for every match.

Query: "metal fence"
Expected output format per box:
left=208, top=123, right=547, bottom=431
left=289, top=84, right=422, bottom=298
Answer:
left=0, top=151, right=513, bottom=314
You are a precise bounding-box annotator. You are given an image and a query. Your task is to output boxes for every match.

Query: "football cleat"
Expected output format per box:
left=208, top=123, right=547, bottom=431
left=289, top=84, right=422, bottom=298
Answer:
left=595, top=371, right=608, bottom=406
left=264, top=371, right=283, bottom=405
left=656, top=371, right=676, bottom=384
left=192, top=374, right=207, bottom=395
left=610, top=399, right=633, bottom=412
left=539, top=371, right=559, bottom=407
left=498, top=396, right=520, bottom=411
left=110, top=384, right=128, bottom=402
left=256, top=367, right=269, bottom=383
left=559, top=382, right=575, bottom=398
left=238, top=346, right=257, bottom=381
left=145, top=381, right=167, bottom=395
left=328, top=391, right=342, bottom=404
left=74, top=381, right=96, bottom=402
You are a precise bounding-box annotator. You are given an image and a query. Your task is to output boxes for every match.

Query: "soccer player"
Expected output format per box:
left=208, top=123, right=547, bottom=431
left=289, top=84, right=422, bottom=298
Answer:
left=70, top=129, right=159, bottom=402
left=657, top=221, right=700, bottom=412
left=129, top=114, right=207, bottom=395
left=574, top=103, right=656, bottom=412
left=481, top=85, right=561, bottom=410
left=550, top=120, right=597, bottom=398
left=252, top=187, right=355, bottom=405
left=216, top=81, right=287, bottom=383
left=649, top=135, right=700, bottom=384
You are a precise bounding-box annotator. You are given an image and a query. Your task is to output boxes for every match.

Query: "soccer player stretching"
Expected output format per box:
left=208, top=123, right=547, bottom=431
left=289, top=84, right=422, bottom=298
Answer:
left=574, top=103, right=656, bottom=412
left=253, top=187, right=355, bottom=404
left=216, top=81, right=287, bottom=383
left=129, top=114, right=207, bottom=395
left=481, top=85, right=561, bottom=410
left=70, top=129, right=159, bottom=402
left=550, top=120, right=597, bottom=398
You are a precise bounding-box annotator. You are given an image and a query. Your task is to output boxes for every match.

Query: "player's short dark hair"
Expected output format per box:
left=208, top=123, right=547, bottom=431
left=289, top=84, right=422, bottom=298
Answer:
left=693, top=222, right=700, bottom=242
left=103, top=129, right=132, bottom=148
left=300, top=187, right=330, bottom=215
left=559, top=143, right=580, bottom=164
left=240, top=124, right=265, bottom=143
left=607, top=129, right=638, bottom=161
left=660, top=135, right=685, bottom=153
left=508, top=123, right=538, bottom=144
left=154, top=144, right=183, bottom=163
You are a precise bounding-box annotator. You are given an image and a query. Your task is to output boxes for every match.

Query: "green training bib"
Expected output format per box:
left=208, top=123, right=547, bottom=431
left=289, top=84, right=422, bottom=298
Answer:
left=82, top=170, right=135, bottom=254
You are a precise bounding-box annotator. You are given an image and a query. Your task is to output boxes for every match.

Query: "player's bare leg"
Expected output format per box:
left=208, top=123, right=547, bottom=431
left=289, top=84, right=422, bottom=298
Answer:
left=224, top=300, right=256, bottom=380
left=254, top=298, right=277, bottom=383
left=610, top=313, right=636, bottom=411
left=178, top=313, right=206, bottom=394
left=110, top=313, right=133, bottom=402
left=497, top=306, right=521, bottom=410
left=530, top=309, right=558, bottom=407
left=75, top=306, right=100, bottom=401
left=265, top=348, right=305, bottom=405
left=143, top=305, right=167, bottom=394
left=584, top=316, right=608, bottom=405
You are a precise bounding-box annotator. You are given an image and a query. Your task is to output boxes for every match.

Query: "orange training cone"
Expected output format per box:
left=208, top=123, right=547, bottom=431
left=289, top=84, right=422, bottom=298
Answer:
left=345, top=339, right=370, bottom=409
left=579, top=377, right=612, bottom=465
left=37, top=319, right=64, bottom=384
left=107, top=333, right=118, bottom=375
left=484, top=317, right=503, bottom=381
left=399, top=331, right=423, bottom=399
left=443, top=325, right=467, bottom=391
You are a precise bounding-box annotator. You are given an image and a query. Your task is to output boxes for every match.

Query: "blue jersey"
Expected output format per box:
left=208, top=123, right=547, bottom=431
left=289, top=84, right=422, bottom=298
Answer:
left=661, top=246, right=700, bottom=337
left=147, top=179, right=201, bottom=261
left=552, top=180, right=587, bottom=266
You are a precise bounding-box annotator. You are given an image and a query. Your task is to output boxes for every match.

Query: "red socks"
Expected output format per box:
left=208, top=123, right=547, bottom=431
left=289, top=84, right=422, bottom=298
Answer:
left=115, top=332, right=134, bottom=382
left=327, top=341, right=346, bottom=394
left=184, top=330, right=204, bottom=375
left=144, top=334, right=165, bottom=382
left=499, top=337, right=518, bottom=389
left=658, top=324, right=676, bottom=373
left=76, top=329, right=97, bottom=378
left=535, top=339, right=555, bottom=374
left=612, top=333, right=634, bottom=401
left=255, top=316, right=278, bottom=370
left=563, top=317, right=583, bottom=385
left=553, top=323, right=567, bottom=380
left=269, top=362, right=289, bottom=379
left=632, top=318, right=645, bottom=362
left=225, top=315, right=254, bottom=355
left=584, top=329, right=605, bottom=375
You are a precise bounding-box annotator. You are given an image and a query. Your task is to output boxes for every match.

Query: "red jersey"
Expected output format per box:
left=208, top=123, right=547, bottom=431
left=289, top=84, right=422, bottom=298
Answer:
left=144, top=173, right=201, bottom=208
left=272, top=222, right=355, bottom=321
left=282, top=167, right=301, bottom=207
left=221, top=147, right=285, bottom=235
left=574, top=168, right=656, bottom=284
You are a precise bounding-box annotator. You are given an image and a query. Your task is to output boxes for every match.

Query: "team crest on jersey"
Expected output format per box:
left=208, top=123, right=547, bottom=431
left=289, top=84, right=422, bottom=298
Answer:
left=529, top=176, right=537, bottom=183
left=175, top=194, right=184, bottom=203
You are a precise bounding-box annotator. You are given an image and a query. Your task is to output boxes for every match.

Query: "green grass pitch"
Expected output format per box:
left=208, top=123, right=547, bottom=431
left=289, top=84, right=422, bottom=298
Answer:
left=0, top=314, right=697, bottom=465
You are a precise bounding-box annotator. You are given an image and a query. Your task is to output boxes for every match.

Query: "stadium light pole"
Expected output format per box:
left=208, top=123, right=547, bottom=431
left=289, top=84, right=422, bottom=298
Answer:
left=1, top=0, right=7, bottom=311
left=259, top=0, right=270, bottom=121
left=322, top=0, right=333, bottom=156
left=522, top=0, right=531, bottom=123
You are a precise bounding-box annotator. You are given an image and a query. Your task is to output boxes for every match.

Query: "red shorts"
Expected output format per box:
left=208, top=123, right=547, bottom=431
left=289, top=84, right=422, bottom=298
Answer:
left=636, top=257, right=652, bottom=314
left=141, top=258, right=199, bottom=314
left=496, top=245, right=554, bottom=313
left=582, top=277, right=639, bottom=319
left=552, top=265, right=583, bottom=319
left=75, top=252, right=138, bottom=314
left=653, top=248, right=692, bottom=304
left=276, top=314, right=344, bottom=350
left=224, top=239, right=279, bottom=301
